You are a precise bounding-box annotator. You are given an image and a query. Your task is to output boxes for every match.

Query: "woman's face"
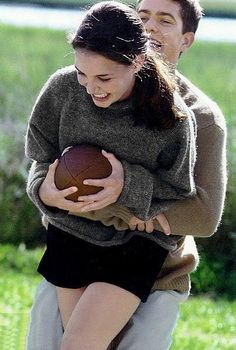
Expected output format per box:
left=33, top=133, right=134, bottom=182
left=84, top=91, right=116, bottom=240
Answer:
left=75, top=49, right=138, bottom=108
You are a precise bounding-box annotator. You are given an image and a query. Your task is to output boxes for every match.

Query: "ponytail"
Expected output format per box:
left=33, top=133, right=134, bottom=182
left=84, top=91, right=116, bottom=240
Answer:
left=133, top=52, right=186, bottom=130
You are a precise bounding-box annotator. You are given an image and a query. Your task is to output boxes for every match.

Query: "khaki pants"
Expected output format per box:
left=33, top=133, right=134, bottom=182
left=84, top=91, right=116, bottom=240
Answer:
left=26, top=279, right=188, bottom=350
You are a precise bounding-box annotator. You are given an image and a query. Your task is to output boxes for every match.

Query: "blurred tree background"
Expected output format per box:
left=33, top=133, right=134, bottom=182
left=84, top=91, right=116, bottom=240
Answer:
left=0, top=0, right=236, bottom=301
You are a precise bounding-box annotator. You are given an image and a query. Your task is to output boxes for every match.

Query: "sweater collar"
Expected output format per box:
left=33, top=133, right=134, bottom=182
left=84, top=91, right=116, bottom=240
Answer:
left=89, top=94, right=134, bottom=117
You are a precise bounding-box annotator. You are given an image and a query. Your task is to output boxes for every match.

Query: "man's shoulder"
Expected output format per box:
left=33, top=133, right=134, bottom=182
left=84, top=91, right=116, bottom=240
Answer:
left=176, top=72, right=226, bottom=132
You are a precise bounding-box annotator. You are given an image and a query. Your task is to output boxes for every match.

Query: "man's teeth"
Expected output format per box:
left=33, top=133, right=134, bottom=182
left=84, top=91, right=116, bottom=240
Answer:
left=150, top=40, right=162, bottom=48
left=93, top=93, right=108, bottom=98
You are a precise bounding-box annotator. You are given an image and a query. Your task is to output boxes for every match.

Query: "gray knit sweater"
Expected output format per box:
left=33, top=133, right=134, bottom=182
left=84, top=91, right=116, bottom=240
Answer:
left=25, top=65, right=196, bottom=250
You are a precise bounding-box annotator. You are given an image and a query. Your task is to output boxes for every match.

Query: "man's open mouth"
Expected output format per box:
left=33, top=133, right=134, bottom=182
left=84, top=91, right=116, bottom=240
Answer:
left=149, top=39, right=163, bottom=50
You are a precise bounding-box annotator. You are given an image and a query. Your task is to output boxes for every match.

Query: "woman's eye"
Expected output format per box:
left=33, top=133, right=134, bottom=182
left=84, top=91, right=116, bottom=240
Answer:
left=98, top=77, right=111, bottom=82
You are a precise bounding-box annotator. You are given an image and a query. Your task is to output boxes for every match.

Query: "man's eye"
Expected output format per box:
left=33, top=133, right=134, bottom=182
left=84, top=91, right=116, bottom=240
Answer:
left=140, top=16, right=149, bottom=23
left=160, top=18, right=173, bottom=25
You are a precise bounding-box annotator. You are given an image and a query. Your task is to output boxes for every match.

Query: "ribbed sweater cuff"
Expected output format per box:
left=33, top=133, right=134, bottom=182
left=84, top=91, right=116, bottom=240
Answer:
left=27, top=177, right=66, bottom=220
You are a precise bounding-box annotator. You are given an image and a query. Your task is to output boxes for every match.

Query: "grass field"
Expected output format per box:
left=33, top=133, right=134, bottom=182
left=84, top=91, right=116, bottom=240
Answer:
left=0, top=245, right=236, bottom=349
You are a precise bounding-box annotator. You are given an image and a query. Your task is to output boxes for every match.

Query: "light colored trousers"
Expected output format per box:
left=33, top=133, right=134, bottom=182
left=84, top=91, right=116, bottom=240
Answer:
left=26, top=279, right=188, bottom=350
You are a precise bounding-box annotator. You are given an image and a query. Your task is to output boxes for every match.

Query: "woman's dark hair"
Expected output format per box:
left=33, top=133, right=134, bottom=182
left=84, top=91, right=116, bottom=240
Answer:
left=69, top=1, right=186, bottom=130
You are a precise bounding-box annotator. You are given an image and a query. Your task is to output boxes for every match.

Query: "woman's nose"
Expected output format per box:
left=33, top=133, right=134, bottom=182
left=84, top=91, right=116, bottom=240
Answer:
left=86, top=81, right=97, bottom=95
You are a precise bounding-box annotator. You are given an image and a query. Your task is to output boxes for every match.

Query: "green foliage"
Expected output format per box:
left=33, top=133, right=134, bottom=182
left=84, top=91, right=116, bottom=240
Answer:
left=191, top=231, right=236, bottom=299
left=0, top=244, right=44, bottom=275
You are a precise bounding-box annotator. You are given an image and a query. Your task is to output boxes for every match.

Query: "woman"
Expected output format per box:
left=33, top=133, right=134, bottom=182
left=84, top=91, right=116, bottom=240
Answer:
left=25, top=2, right=196, bottom=349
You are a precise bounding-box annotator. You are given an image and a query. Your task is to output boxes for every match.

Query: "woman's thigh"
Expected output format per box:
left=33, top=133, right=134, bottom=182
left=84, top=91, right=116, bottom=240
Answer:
left=62, top=282, right=141, bottom=350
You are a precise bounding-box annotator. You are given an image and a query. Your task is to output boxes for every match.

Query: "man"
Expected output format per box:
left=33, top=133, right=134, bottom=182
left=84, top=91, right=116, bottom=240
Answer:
left=26, top=1, right=226, bottom=349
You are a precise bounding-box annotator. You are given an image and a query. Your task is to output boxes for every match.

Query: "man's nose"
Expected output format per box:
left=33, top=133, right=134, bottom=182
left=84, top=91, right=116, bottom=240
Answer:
left=145, top=17, right=158, bottom=33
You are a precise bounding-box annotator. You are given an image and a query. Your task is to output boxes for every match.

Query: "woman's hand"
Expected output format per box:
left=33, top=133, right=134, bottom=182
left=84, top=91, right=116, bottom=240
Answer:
left=39, top=160, right=93, bottom=212
left=72, top=150, right=124, bottom=212
left=128, top=213, right=171, bottom=235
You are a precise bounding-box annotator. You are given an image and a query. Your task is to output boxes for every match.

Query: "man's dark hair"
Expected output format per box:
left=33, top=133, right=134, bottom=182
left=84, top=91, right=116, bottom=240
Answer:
left=173, top=0, right=203, bottom=33
left=137, top=0, right=203, bottom=33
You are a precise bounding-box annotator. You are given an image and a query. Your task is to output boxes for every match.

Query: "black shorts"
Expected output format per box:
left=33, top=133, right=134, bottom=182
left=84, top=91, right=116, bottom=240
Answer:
left=38, top=224, right=168, bottom=302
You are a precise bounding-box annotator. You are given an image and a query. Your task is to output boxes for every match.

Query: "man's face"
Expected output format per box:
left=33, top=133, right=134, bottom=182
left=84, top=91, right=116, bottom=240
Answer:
left=138, top=0, right=194, bottom=64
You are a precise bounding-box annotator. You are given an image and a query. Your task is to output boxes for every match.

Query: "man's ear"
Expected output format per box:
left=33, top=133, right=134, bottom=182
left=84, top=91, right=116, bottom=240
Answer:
left=133, top=53, right=145, bottom=73
left=181, top=32, right=195, bottom=54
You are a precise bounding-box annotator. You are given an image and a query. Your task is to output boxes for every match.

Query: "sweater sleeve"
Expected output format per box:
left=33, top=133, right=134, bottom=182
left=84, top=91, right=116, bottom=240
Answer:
left=161, top=124, right=227, bottom=236
left=117, top=114, right=196, bottom=221
left=25, top=73, right=67, bottom=219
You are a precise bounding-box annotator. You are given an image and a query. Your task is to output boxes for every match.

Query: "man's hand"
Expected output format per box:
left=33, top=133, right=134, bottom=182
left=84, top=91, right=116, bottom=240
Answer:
left=128, top=213, right=171, bottom=235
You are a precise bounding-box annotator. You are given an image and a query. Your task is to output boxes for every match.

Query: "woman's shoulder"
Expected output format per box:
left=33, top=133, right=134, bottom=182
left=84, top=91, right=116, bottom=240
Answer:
left=47, top=65, right=77, bottom=87
left=41, top=65, right=84, bottom=100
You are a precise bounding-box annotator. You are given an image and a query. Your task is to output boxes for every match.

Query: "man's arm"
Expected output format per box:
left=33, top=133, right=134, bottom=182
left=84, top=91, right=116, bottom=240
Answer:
left=161, top=121, right=226, bottom=236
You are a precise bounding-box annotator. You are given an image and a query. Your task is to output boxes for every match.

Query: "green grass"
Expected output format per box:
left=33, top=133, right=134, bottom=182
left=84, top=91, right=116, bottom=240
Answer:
left=179, top=41, right=236, bottom=122
left=172, top=297, right=236, bottom=349
left=0, top=245, right=236, bottom=350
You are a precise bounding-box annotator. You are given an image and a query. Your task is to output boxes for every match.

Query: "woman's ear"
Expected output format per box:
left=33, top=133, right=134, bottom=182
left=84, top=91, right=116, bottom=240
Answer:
left=133, top=54, right=145, bottom=73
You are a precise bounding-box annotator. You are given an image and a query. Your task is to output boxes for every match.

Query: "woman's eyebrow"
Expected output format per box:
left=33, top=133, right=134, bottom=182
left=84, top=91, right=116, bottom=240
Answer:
left=74, top=65, right=113, bottom=77
left=74, top=65, right=83, bottom=74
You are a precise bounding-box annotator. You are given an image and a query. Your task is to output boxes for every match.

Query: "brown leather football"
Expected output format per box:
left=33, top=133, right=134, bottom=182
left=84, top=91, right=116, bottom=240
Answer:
left=54, top=144, right=112, bottom=201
